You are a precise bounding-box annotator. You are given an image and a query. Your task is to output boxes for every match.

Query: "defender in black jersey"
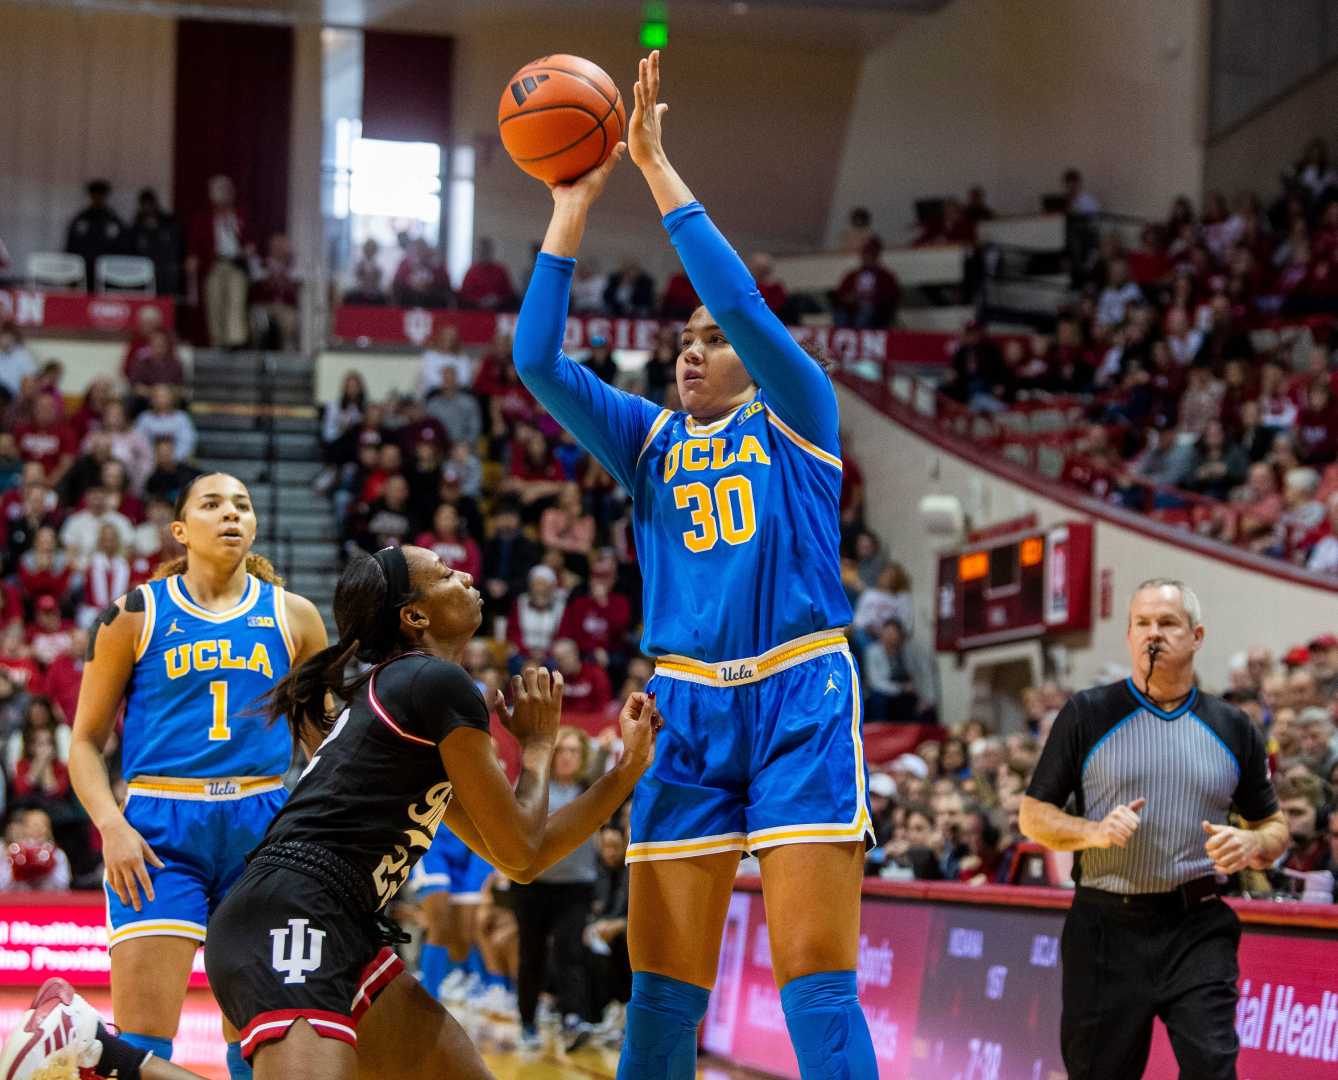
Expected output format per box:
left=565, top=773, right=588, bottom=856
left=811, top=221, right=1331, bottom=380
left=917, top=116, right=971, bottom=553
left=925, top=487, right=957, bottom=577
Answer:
left=0, top=546, right=657, bottom=1080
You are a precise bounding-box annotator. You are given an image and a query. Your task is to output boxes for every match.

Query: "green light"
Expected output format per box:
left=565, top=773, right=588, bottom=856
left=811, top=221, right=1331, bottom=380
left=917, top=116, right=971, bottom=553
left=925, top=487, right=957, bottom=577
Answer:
left=640, top=20, right=668, bottom=48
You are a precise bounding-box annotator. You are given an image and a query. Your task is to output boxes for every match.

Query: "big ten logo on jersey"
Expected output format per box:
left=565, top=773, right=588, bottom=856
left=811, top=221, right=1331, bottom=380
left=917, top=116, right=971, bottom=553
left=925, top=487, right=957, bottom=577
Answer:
left=372, top=780, right=454, bottom=905
left=662, top=434, right=770, bottom=555
left=164, top=638, right=273, bottom=680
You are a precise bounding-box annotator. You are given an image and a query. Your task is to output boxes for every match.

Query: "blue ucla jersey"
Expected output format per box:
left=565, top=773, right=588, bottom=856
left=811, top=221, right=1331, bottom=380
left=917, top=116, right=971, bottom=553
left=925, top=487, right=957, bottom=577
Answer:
left=120, top=574, right=296, bottom=779
left=516, top=202, right=852, bottom=659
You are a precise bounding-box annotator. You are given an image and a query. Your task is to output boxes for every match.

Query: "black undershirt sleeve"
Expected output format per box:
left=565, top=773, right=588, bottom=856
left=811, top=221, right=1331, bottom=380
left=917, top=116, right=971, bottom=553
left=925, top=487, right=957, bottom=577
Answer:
left=1232, top=718, right=1280, bottom=822
left=1025, top=697, right=1085, bottom=810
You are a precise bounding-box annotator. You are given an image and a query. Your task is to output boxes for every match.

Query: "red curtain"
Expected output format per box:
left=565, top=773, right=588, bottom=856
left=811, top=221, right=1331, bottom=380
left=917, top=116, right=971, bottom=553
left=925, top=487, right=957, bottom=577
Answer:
left=173, top=20, right=294, bottom=253
left=362, top=30, right=453, bottom=148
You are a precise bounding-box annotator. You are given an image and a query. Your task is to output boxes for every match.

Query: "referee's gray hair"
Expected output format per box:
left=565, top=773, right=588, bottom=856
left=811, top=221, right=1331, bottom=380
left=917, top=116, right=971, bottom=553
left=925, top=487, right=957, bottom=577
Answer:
left=1130, top=578, right=1202, bottom=629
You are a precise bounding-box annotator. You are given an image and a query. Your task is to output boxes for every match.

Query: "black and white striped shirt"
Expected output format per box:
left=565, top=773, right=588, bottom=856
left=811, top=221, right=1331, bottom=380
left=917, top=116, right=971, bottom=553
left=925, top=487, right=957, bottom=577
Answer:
left=1026, top=680, right=1277, bottom=894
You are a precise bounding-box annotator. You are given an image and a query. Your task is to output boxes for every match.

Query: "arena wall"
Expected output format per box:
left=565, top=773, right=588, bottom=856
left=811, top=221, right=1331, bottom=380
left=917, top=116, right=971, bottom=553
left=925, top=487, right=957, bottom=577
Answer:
left=1204, top=60, right=1338, bottom=207
left=0, top=4, right=177, bottom=270
left=837, top=383, right=1338, bottom=726
left=445, top=18, right=863, bottom=279
left=827, top=0, right=1209, bottom=241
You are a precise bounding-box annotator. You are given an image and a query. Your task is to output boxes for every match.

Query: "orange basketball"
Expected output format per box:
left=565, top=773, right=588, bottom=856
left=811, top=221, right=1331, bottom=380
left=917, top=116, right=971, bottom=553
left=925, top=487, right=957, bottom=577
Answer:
left=498, top=54, right=626, bottom=185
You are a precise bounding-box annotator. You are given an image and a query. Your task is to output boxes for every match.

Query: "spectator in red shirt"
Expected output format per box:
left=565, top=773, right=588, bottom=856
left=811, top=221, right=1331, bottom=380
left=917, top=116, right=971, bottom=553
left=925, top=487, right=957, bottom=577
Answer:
left=27, top=595, right=74, bottom=669
left=540, top=483, right=597, bottom=576
left=551, top=637, right=612, bottom=716
left=833, top=239, right=900, bottom=329
left=415, top=502, right=483, bottom=582
left=75, top=523, right=132, bottom=627
left=749, top=253, right=788, bottom=316
left=394, top=398, right=450, bottom=460
left=472, top=332, right=513, bottom=397
left=503, top=427, right=566, bottom=514
left=17, top=526, right=72, bottom=611
left=101, top=460, right=144, bottom=523
left=458, top=237, right=517, bottom=311
left=358, top=442, right=403, bottom=506
left=14, top=395, right=77, bottom=490
left=557, top=549, right=632, bottom=673
left=659, top=270, right=699, bottom=321
left=392, top=238, right=454, bottom=309
left=250, top=232, right=302, bottom=350
left=344, top=238, right=387, bottom=305
left=41, top=630, right=85, bottom=731
left=1296, top=381, right=1338, bottom=464
left=914, top=198, right=976, bottom=247
left=69, top=378, right=117, bottom=446
left=0, top=623, right=44, bottom=697
left=12, top=723, right=71, bottom=805
left=125, top=329, right=185, bottom=408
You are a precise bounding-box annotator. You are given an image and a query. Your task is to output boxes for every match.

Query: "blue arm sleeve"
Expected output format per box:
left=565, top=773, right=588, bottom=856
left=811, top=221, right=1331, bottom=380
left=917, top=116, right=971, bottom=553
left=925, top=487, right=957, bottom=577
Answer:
left=513, top=254, right=663, bottom=492
left=664, top=202, right=839, bottom=453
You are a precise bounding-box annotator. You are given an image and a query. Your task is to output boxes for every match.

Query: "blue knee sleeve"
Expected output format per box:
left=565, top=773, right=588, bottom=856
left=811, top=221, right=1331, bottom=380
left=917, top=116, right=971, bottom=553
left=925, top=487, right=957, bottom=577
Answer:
left=119, top=1032, right=173, bottom=1062
left=616, top=972, right=710, bottom=1080
left=466, top=947, right=486, bottom=978
left=420, top=942, right=448, bottom=1000
left=779, top=970, right=877, bottom=1080
left=225, top=1041, right=252, bottom=1078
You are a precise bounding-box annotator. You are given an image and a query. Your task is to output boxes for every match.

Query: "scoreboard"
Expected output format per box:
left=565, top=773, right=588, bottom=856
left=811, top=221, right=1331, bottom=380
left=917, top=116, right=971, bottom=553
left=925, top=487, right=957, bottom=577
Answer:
left=935, top=522, right=1093, bottom=652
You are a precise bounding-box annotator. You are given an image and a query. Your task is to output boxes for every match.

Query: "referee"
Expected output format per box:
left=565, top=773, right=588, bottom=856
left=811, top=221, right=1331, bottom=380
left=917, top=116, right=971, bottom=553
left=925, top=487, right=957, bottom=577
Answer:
left=1020, top=579, right=1288, bottom=1079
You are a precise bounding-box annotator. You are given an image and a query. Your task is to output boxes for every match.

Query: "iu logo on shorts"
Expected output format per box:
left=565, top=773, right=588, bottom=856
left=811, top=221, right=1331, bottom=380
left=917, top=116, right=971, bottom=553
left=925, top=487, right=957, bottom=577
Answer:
left=270, top=918, right=326, bottom=984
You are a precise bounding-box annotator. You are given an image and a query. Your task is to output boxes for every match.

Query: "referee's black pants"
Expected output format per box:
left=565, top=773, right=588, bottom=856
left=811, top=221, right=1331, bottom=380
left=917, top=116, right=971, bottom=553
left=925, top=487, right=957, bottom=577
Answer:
left=512, top=880, right=595, bottom=1028
left=1061, top=889, right=1241, bottom=1080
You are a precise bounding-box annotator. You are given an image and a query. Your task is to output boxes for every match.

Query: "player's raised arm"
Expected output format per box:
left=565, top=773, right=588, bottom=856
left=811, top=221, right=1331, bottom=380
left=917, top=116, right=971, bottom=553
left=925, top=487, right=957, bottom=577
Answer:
left=629, top=50, right=839, bottom=451
left=513, top=146, right=663, bottom=492
left=67, top=591, right=164, bottom=912
left=444, top=689, right=658, bottom=882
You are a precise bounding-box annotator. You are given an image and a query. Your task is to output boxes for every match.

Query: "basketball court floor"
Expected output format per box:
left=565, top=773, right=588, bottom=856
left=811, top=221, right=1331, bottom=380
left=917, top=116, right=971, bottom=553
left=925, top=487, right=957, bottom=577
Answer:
left=0, top=990, right=758, bottom=1080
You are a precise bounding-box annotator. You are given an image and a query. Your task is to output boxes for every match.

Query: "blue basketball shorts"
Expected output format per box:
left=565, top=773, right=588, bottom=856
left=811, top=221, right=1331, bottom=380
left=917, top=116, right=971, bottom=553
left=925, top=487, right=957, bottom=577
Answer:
left=105, top=776, right=287, bottom=948
left=410, top=830, right=493, bottom=902
left=627, top=630, right=873, bottom=863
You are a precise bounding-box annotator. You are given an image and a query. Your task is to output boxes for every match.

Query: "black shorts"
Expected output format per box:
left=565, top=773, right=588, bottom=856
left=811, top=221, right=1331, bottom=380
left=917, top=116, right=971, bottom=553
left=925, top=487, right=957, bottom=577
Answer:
left=203, top=862, right=405, bottom=1062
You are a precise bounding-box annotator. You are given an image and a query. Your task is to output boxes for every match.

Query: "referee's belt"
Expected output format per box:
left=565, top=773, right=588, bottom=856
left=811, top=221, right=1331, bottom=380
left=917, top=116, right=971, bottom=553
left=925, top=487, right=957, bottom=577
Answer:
left=653, top=629, right=850, bottom=688
left=126, top=775, right=285, bottom=802
left=1075, top=875, right=1222, bottom=913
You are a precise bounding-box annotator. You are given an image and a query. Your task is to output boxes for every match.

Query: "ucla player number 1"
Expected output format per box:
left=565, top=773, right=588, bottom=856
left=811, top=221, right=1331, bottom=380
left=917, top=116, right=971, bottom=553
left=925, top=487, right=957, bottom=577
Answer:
left=672, top=476, right=756, bottom=553
left=208, top=681, right=231, bottom=741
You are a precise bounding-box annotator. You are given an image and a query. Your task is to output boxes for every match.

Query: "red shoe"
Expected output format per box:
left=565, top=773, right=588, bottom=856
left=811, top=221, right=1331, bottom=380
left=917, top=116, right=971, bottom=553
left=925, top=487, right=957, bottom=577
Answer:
left=0, top=978, right=104, bottom=1080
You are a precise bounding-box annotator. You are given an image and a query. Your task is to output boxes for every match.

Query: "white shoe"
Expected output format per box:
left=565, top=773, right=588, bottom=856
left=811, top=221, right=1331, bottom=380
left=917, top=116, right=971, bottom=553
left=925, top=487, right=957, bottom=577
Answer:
left=0, top=978, right=103, bottom=1080
left=438, top=968, right=469, bottom=1003
left=478, top=984, right=515, bottom=1016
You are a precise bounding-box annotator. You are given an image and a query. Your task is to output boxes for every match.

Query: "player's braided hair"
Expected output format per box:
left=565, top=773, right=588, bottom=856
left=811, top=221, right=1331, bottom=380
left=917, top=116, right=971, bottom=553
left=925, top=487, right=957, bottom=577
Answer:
left=155, top=472, right=285, bottom=585
left=261, top=551, right=420, bottom=749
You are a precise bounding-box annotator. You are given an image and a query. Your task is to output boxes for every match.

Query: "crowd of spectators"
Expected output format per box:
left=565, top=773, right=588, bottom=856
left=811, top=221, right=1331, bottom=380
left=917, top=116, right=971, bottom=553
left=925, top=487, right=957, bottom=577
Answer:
left=0, top=332, right=199, bottom=888
left=935, top=144, right=1338, bottom=577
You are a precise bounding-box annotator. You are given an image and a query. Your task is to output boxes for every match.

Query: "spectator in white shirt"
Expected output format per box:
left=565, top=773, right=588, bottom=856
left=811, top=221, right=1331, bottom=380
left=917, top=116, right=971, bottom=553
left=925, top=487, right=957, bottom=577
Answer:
left=419, top=323, right=473, bottom=396
left=133, top=384, right=197, bottom=462
left=426, top=366, right=483, bottom=447
left=1306, top=493, right=1338, bottom=575
left=852, top=562, right=915, bottom=640
left=1164, top=307, right=1203, bottom=366
left=1095, top=258, right=1143, bottom=330
left=569, top=259, right=607, bottom=315
left=1063, top=168, right=1101, bottom=216
left=0, top=322, right=36, bottom=406
left=58, top=487, right=135, bottom=568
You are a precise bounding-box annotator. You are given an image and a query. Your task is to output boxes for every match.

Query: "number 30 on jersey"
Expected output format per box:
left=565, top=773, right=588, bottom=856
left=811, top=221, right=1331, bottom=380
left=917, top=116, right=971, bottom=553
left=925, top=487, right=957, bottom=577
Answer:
left=673, top=476, right=756, bottom=553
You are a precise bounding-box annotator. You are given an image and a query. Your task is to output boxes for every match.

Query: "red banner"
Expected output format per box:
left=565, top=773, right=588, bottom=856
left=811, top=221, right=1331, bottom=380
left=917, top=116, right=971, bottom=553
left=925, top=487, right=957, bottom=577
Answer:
left=0, top=895, right=208, bottom=989
left=0, top=289, right=174, bottom=335
left=708, top=885, right=1338, bottom=1079
left=331, top=304, right=958, bottom=367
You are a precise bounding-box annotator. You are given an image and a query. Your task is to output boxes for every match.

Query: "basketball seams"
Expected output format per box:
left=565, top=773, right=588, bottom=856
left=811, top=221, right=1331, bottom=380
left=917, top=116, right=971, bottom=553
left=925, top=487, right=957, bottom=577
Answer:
left=521, top=60, right=618, bottom=110
left=501, top=95, right=623, bottom=165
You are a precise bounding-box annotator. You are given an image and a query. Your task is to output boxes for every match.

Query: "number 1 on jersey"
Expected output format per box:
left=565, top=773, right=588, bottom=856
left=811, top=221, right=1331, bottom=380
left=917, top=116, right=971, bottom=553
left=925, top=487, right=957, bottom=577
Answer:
left=208, top=681, right=231, bottom=741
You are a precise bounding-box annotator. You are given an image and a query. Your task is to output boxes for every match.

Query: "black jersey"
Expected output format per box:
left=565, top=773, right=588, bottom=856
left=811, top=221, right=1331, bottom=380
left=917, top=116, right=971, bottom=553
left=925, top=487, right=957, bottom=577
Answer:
left=259, top=651, right=490, bottom=910
left=1026, top=679, right=1277, bottom=893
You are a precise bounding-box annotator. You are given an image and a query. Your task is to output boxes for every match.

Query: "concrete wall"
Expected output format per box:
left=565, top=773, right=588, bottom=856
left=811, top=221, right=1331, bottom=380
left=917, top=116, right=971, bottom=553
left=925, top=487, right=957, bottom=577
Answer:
left=1204, top=61, right=1338, bottom=203
left=827, top=0, right=1209, bottom=244
left=443, top=15, right=863, bottom=281
left=837, top=383, right=1338, bottom=726
left=0, top=4, right=177, bottom=270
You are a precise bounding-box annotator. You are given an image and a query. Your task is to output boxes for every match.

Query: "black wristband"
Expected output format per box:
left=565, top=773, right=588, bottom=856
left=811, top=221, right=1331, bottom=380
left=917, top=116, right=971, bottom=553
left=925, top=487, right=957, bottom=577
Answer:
left=94, top=1023, right=149, bottom=1079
